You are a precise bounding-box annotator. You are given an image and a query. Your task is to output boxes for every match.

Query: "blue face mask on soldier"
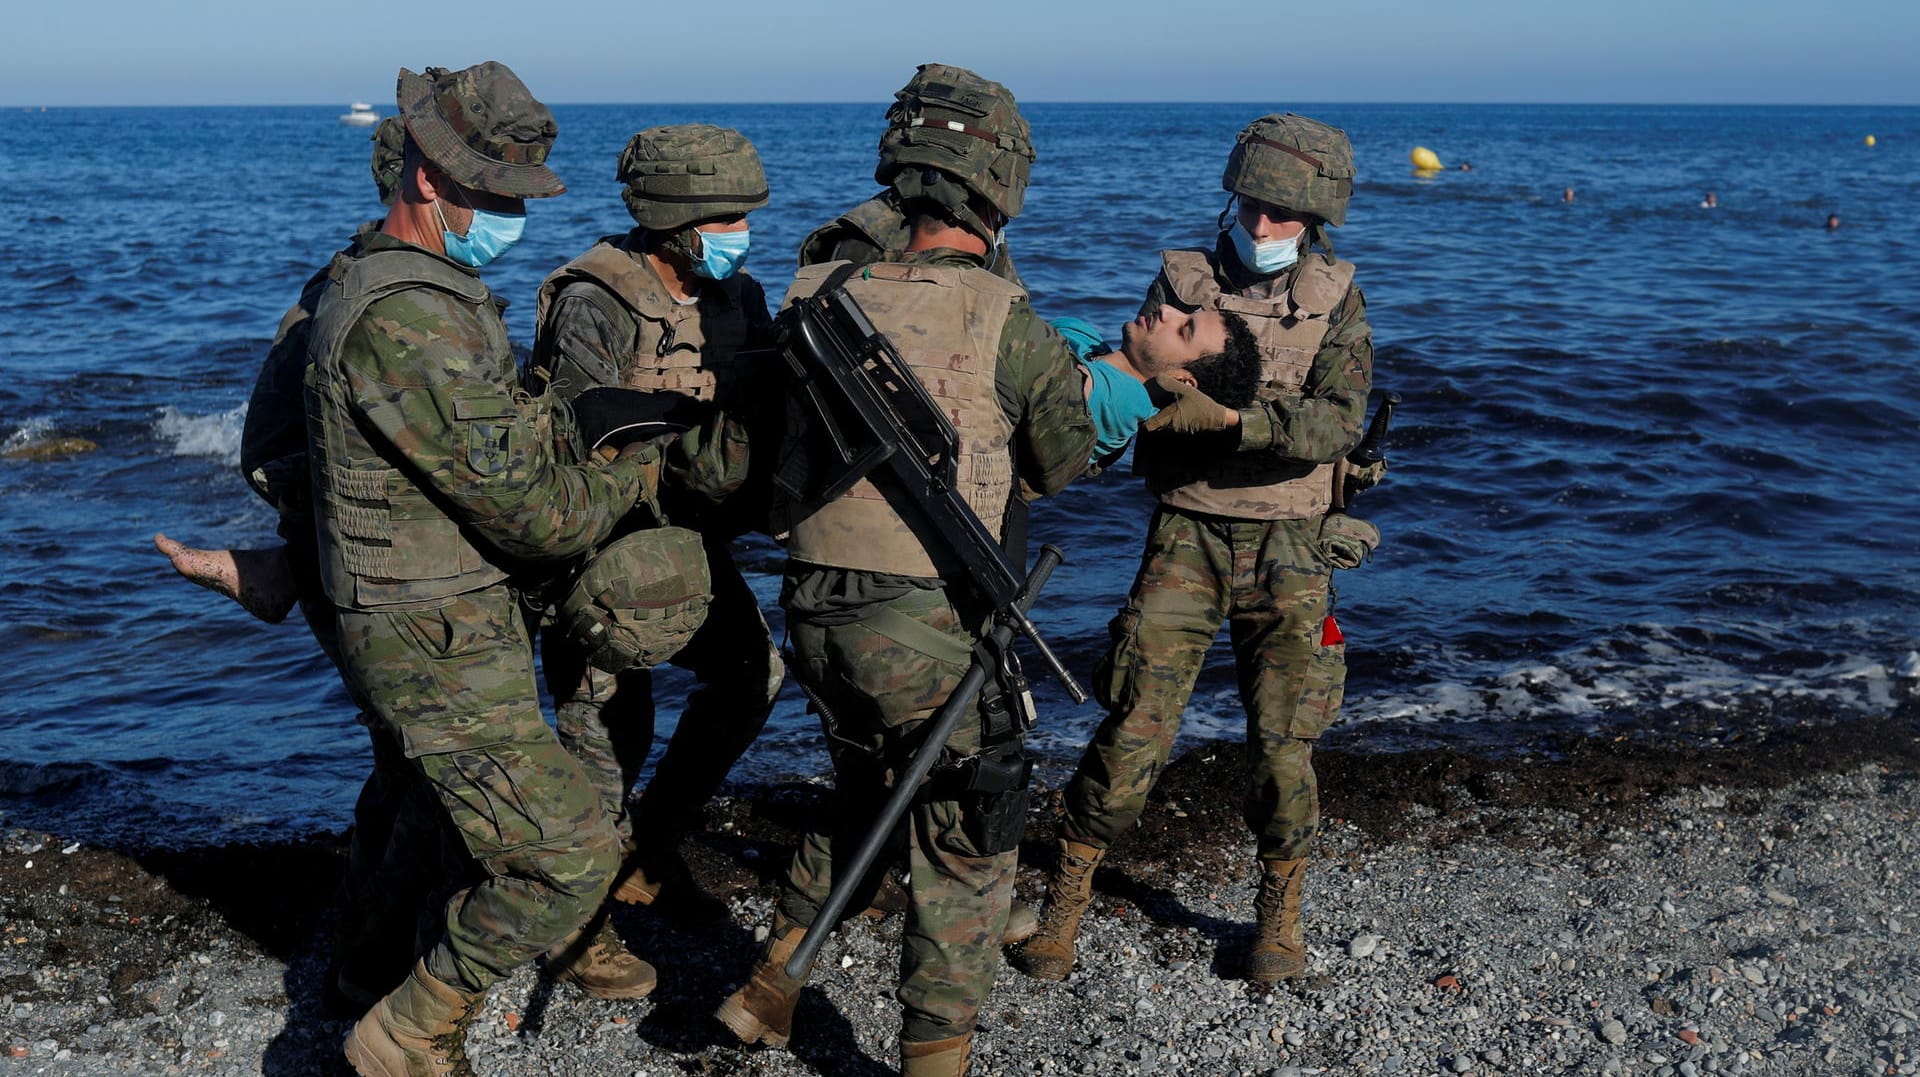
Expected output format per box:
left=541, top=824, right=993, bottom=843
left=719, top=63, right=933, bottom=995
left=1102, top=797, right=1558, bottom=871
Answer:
left=693, top=227, right=751, bottom=280
left=1230, top=221, right=1300, bottom=275
left=434, top=187, right=526, bottom=268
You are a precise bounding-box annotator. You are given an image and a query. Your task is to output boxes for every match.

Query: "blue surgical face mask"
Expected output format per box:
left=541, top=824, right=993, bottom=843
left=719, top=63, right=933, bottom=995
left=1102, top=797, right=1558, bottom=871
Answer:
left=1230, top=221, right=1300, bottom=275
left=693, top=227, right=751, bottom=280
left=435, top=189, right=525, bottom=268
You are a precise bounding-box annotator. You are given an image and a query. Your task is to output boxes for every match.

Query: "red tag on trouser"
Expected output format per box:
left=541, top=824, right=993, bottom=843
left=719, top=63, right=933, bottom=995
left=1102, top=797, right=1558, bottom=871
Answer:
left=1320, top=615, right=1344, bottom=646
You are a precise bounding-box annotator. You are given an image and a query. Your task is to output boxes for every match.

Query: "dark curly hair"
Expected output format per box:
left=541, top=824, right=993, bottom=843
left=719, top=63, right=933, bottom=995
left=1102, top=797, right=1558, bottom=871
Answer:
left=1182, top=311, right=1262, bottom=409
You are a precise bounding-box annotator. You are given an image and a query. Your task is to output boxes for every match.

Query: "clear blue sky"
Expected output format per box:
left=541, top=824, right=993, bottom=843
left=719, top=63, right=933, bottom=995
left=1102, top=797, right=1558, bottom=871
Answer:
left=7, top=0, right=1916, bottom=107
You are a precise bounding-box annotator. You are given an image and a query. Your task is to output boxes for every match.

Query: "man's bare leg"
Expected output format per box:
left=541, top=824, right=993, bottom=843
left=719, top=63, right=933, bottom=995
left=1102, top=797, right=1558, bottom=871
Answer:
left=153, top=533, right=299, bottom=624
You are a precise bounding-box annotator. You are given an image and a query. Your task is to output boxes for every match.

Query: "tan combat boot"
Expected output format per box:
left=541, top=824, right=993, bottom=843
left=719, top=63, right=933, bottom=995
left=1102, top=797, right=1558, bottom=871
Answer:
left=1007, top=839, right=1106, bottom=981
left=539, top=920, right=657, bottom=1000
left=1248, top=857, right=1308, bottom=983
left=343, top=958, right=481, bottom=1077
left=1001, top=897, right=1039, bottom=946
left=611, top=844, right=729, bottom=924
left=714, top=912, right=806, bottom=1047
left=901, top=1032, right=974, bottom=1077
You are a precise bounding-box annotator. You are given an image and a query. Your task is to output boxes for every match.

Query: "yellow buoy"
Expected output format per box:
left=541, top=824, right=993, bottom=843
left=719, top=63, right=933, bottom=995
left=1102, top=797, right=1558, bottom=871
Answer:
left=1410, top=146, right=1444, bottom=171
left=1865, top=134, right=1876, bottom=147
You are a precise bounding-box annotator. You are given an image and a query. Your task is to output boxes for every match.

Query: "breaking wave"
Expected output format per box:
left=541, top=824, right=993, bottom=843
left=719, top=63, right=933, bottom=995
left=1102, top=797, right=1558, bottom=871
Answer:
left=152, top=404, right=246, bottom=466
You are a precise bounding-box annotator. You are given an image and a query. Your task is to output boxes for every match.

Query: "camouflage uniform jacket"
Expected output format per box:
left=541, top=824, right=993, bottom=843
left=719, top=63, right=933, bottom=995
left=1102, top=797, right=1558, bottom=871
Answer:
left=305, top=232, right=653, bottom=611
left=1139, top=235, right=1373, bottom=470
left=781, top=247, right=1092, bottom=619
left=797, top=189, right=1024, bottom=290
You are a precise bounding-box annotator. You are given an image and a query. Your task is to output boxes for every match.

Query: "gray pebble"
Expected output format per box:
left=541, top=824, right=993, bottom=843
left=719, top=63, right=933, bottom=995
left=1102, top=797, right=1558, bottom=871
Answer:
left=1348, top=934, right=1380, bottom=959
left=1598, top=1019, right=1627, bottom=1045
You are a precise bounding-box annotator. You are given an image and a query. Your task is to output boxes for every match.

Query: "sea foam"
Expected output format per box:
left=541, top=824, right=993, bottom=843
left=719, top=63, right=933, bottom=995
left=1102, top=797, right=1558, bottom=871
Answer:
left=153, top=405, right=246, bottom=466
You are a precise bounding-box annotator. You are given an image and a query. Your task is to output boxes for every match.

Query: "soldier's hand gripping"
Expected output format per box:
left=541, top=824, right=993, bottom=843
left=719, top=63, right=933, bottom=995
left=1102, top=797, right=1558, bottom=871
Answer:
left=1143, top=374, right=1238, bottom=435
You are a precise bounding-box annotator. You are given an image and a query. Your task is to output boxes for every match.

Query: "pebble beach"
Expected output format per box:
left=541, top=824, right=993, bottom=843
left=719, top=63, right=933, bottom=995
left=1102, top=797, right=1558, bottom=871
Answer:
left=4, top=706, right=1915, bottom=1076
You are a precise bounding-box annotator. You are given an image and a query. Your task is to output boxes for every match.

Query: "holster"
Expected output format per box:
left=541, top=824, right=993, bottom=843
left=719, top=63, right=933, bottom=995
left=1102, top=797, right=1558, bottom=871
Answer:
left=941, top=647, right=1036, bottom=854
left=943, top=739, right=1032, bottom=855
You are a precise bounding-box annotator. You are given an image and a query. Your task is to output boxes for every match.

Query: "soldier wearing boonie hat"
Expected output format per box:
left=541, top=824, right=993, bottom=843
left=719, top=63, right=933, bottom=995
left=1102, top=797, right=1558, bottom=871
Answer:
left=296, top=60, right=669, bottom=1077
left=158, top=109, right=454, bottom=1020
left=396, top=60, right=565, bottom=198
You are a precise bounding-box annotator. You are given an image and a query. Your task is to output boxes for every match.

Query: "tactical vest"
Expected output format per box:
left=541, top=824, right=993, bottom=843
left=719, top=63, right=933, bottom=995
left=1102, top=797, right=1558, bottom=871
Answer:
left=305, top=245, right=512, bottom=610
left=782, top=260, right=1021, bottom=578
left=1137, top=248, right=1356, bottom=520
left=533, top=239, right=753, bottom=404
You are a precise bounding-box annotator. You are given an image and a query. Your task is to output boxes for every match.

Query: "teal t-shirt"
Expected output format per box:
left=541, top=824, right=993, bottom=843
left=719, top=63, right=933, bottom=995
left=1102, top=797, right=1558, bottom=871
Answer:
left=1049, top=316, right=1153, bottom=464
left=1083, top=357, right=1155, bottom=464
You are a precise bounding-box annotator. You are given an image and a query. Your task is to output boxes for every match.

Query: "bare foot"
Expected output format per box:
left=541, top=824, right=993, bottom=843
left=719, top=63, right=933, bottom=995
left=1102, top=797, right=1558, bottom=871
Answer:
left=153, top=533, right=299, bottom=625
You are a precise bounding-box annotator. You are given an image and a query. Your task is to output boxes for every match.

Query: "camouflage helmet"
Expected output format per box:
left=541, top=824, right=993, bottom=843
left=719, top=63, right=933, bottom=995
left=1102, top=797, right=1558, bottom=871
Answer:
left=1222, top=113, right=1356, bottom=227
left=396, top=61, right=565, bottom=198
left=876, top=63, right=1035, bottom=222
left=617, top=124, right=768, bottom=232
left=370, top=116, right=406, bottom=206
left=557, top=527, right=712, bottom=674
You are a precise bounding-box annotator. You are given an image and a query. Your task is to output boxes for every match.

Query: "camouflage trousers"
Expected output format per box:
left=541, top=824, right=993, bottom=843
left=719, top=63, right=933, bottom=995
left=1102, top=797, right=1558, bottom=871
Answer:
left=543, top=539, right=782, bottom=851
left=780, top=585, right=1014, bottom=1044
left=287, top=530, right=453, bottom=975
left=1064, top=508, right=1346, bottom=863
left=335, top=584, right=620, bottom=994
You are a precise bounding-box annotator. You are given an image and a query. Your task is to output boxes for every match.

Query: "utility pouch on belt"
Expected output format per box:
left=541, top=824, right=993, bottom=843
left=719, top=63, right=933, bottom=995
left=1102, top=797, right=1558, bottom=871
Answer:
left=1317, top=512, right=1381, bottom=571
left=954, top=740, right=1033, bottom=855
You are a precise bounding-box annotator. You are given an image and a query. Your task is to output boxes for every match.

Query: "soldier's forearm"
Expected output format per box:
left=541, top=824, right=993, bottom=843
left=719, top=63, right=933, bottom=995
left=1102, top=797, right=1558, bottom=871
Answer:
left=1235, top=391, right=1365, bottom=461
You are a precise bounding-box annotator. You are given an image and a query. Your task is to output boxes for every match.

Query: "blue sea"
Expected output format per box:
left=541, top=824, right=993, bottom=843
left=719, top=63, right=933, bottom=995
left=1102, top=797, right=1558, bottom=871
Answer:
left=2, top=102, right=1916, bottom=848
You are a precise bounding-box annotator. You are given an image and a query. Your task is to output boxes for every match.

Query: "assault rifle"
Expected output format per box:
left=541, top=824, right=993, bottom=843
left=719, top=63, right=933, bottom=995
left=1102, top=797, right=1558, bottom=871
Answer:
left=773, top=286, right=1085, bottom=704
left=772, top=285, right=1085, bottom=980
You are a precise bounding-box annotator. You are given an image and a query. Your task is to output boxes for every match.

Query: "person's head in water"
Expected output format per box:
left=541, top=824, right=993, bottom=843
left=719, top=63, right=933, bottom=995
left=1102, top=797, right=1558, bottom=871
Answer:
left=1701, top=191, right=1718, bottom=209
left=1826, top=213, right=1841, bottom=230
left=1562, top=187, right=1576, bottom=203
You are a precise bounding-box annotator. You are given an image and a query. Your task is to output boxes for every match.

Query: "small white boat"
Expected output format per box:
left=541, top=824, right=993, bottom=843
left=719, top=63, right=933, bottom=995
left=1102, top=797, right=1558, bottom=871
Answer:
left=340, top=103, right=379, bottom=126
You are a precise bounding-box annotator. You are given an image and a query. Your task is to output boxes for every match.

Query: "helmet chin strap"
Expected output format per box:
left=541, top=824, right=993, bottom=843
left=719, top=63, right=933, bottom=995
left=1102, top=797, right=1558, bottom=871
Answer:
left=892, top=168, right=1002, bottom=247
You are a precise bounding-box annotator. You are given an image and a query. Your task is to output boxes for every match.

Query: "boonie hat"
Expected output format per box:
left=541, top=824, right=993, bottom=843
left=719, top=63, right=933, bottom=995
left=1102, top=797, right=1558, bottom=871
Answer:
left=396, top=61, right=565, bottom=198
